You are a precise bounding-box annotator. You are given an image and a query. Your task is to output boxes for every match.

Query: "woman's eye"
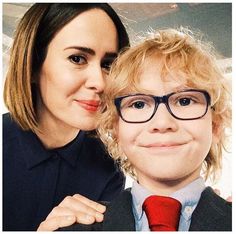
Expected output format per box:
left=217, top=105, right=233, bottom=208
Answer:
left=101, top=58, right=115, bottom=73
left=68, top=55, right=87, bottom=65
left=102, top=62, right=112, bottom=72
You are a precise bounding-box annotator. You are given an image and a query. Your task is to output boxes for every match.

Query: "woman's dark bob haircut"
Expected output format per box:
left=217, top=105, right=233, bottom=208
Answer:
left=4, top=3, right=130, bottom=132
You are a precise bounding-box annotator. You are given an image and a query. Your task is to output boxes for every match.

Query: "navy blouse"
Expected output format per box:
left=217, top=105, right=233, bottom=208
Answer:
left=3, top=113, right=125, bottom=231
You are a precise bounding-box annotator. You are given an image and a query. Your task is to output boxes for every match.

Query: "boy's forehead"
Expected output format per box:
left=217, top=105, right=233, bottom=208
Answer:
left=139, top=57, right=190, bottom=84
left=117, top=53, right=203, bottom=95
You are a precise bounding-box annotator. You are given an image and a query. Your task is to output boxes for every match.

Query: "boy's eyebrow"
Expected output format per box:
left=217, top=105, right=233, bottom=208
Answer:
left=136, top=85, right=191, bottom=95
left=168, top=85, right=191, bottom=93
left=64, top=46, right=118, bottom=58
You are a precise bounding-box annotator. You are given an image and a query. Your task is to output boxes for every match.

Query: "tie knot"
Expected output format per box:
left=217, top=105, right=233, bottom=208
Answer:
left=142, top=195, right=182, bottom=231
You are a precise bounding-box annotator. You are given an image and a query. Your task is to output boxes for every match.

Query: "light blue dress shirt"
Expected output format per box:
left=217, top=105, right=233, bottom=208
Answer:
left=131, top=177, right=206, bottom=231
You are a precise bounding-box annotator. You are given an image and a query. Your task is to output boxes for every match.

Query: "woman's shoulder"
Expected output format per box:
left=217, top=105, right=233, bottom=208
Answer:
left=83, top=131, right=105, bottom=149
left=3, top=112, right=35, bottom=145
left=3, top=112, right=22, bottom=130
left=3, top=113, right=24, bottom=155
left=82, top=131, right=118, bottom=165
left=3, top=112, right=20, bottom=137
left=3, top=112, right=13, bottom=126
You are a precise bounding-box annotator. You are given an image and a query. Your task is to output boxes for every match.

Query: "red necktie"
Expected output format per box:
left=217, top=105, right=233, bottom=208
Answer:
left=142, top=195, right=182, bottom=231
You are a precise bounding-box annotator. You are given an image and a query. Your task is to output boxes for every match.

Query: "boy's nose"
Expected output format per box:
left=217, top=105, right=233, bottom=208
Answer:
left=148, top=104, right=178, bottom=133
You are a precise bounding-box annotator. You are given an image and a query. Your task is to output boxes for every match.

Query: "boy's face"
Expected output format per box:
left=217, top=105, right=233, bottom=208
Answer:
left=117, top=57, right=214, bottom=194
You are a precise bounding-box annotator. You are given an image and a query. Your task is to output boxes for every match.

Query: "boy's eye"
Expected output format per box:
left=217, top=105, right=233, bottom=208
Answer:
left=178, top=98, right=192, bottom=106
left=131, top=101, right=146, bottom=109
left=68, top=55, right=87, bottom=65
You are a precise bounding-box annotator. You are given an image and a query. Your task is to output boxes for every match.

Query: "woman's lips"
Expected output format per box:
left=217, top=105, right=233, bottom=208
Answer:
left=75, top=100, right=100, bottom=112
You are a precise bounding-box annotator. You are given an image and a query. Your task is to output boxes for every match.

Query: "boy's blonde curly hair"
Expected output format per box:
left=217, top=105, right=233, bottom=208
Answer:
left=98, top=28, right=231, bottom=182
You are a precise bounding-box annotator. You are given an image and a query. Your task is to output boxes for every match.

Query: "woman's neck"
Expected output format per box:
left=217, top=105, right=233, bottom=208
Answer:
left=36, top=112, right=80, bottom=150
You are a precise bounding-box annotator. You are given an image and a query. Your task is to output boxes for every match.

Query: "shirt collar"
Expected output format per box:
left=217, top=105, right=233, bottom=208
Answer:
left=171, top=177, right=206, bottom=221
left=17, top=129, right=50, bottom=169
left=131, top=180, right=152, bottom=220
left=50, top=131, right=85, bottom=167
left=17, top=128, right=85, bottom=169
left=131, top=177, right=205, bottom=221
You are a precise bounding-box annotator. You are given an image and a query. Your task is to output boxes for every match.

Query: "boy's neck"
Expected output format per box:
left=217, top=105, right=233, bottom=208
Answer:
left=137, top=173, right=201, bottom=196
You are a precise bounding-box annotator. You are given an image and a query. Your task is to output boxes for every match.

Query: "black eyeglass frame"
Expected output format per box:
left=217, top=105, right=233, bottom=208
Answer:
left=114, top=89, right=212, bottom=123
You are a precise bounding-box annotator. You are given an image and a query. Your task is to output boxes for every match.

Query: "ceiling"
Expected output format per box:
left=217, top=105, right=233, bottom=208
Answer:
left=111, top=3, right=232, bottom=58
left=2, top=3, right=232, bottom=76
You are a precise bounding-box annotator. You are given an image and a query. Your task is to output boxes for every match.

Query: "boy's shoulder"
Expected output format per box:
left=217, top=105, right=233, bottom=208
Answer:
left=190, top=186, right=232, bottom=231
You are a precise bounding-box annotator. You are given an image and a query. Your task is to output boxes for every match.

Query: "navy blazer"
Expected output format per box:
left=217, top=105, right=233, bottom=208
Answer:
left=60, top=187, right=232, bottom=231
left=3, top=113, right=125, bottom=231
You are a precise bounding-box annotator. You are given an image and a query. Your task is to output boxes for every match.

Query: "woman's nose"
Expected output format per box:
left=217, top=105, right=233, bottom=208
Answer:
left=85, top=64, right=106, bottom=93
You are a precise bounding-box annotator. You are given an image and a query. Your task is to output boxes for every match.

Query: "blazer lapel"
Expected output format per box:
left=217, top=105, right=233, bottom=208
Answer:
left=189, top=187, right=232, bottom=231
left=102, top=189, right=136, bottom=231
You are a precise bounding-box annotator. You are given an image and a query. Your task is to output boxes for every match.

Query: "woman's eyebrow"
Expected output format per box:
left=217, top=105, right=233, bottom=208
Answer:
left=64, top=46, right=118, bottom=59
left=64, top=46, right=95, bottom=55
left=103, top=52, right=118, bottom=59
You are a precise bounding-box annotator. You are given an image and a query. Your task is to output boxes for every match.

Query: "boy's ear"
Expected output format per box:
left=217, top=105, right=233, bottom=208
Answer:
left=212, top=121, right=220, bottom=144
left=113, top=123, right=121, bottom=147
left=114, top=122, right=119, bottom=139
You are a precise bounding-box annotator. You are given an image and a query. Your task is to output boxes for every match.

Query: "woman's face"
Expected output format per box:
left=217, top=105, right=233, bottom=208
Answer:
left=38, top=9, right=118, bottom=131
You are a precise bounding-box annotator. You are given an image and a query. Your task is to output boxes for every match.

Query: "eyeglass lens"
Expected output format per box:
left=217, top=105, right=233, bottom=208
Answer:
left=118, top=90, right=208, bottom=123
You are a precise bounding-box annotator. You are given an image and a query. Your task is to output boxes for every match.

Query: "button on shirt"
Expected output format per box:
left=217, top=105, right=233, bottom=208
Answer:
left=131, top=177, right=206, bottom=231
left=3, top=113, right=125, bottom=231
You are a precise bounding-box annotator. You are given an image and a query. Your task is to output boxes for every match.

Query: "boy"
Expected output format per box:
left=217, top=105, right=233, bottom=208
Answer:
left=60, top=28, right=231, bottom=231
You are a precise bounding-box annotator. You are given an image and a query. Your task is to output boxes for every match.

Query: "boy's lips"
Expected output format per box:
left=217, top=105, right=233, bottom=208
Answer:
left=141, top=141, right=189, bottom=149
left=75, top=99, right=100, bottom=112
left=144, top=142, right=186, bottom=147
left=140, top=142, right=189, bottom=154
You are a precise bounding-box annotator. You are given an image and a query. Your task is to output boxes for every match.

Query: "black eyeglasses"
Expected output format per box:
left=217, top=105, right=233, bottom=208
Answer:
left=114, top=89, right=212, bottom=123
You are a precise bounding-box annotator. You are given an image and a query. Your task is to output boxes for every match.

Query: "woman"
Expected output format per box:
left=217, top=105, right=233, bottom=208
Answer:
left=3, top=3, right=129, bottom=231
